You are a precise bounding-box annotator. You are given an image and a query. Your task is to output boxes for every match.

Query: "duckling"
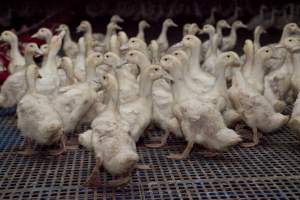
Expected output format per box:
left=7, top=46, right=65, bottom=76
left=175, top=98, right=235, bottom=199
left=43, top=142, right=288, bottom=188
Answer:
left=229, top=69, right=289, bottom=147
left=84, top=73, right=138, bottom=188
left=52, top=57, right=101, bottom=135
left=182, top=23, right=191, bottom=36
left=156, top=18, right=178, bottom=52
left=17, top=64, right=64, bottom=156
left=0, top=31, right=25, bottom=74
left=160, top=54, right=241, bottom=160
left=181, top=35, right=215, bottom=93
left=221, top=20, right=247, bottom=51
left=31, top=27, right=53, bottom=44
left=56, top=24, right=79, bottom=59
left=103, top=52, right=139, bottom=104
left=247, top=46, right=274, bottom=94
left=110, top=14, right=124, bottom=24
left=0, top=43, right=42, bottom=107
left=136, top=20, right=150, bottom=42
left=264, top=37, right=300, bottom=112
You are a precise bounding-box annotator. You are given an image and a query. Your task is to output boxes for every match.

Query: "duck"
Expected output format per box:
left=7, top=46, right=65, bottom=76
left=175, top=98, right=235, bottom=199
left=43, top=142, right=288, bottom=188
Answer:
left=52, top=57, right=102, bottom=135
left=31, top=27, right=53, bottom=44
left=136, top=20, right=150, bottom=42
left=0, top=31, right=25, bottom=74
left=215, top=20, right=231, bottom=48
left=103, top=52, right=139, bottom=104
left=36, top=31, right=65, bottom=96
left=247, top=5, right=267, bottom=30
left=204, top=7, right=217, bottom=25
left=202, top=34, right=220, bottom=76
left=110, top=14, right=124, bottom=24
left=123, top=52, right=173, bottom=142
left=264, top=37, right=300, bottom=112
left=73, top=37, right=86, bottom=81
left=261, top=8, right=278, bottom=31
left=103, top=22, right=122, bottom=52
left=246, top=46, right=274, bottom=94
left=160, top=54, right=241, bottom=160
left=156, top=18, right=178, bottom=52
left=242, top=39, right=255, bottom=81
left=149, top=40, right=160, bottom=64
left=228, top=69, right=289, bottom=148
left=227, top=6, right=242, bottom=25
left=84, top=73, right=139, bottom=188
left=118, top=31, right=129, bottom=48
left=221, top=20, right=247, bottom=51
left=186, top=23, right=201, bottom=35
left=180, top=35, right=215, bottom=92
left=56, top=24, right=79, bottom=59
left=290, top=38, right=300, bottom=94
left=0, top=43, right=43, bottom=107
left=17, top=64, right=64, bottom=156
left=182, top=23, right=191, bottom=36
left=288, top=92, right=300, bottom=136
left=76, top=20, right=94, bottom=53
left=200, top=24, right=217, bottom=59
left=253, top=26, right=266, bottom=51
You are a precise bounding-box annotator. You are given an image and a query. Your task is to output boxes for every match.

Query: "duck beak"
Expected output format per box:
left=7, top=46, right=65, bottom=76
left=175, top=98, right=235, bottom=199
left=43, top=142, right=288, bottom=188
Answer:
left=241, top=23, right=248, bottom=29
left=225, top=23, right=231, bottom=29
left=162, top=69, right=174, bottom=81
left=292, top=45, right=300, bottom=52
left=170, top=21, right=178, bottom=27
left=76, top=26, right=84, bottom=33
left=145, top=22, right=151, bottom=28
left=274, top=44, right=285, bottom=49
left=115, top=25, right=122, bottom=30
left=120, top=43, right=129, bottom=50
left=173, top=41, right=183, bottom=48
left=31, top=33, right=39, bottom=39
left=37, top=73, right=42, bottom=79
left=34, top=49, right=44, bottom=58
left=271, top=55, right=281, bottom=59
left=56, top=26, right=63, bottom=33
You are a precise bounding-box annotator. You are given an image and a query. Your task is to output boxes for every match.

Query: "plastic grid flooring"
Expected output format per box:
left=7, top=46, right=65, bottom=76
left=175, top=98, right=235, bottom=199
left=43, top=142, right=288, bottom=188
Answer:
left=0, top=106, right=300, bottom=200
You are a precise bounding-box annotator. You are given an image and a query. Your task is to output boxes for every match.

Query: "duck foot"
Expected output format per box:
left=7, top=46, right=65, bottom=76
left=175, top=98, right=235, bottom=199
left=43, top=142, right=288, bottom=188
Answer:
left=240, top=127, right=260, bottom=148
left=48, top=136, right=66, bottom=156
left=107, top=175, right=130, bottom=187
left=84, top=157, right=102, bottom=188
left=135, top=164, right=151, bottom=170
left=17, top=148, right=37, bottom=156
left=167, top=141, right=194, bottom=160
left=145, top=131, right=169, bottom=148
left=201, top=150, right=220, bottom=158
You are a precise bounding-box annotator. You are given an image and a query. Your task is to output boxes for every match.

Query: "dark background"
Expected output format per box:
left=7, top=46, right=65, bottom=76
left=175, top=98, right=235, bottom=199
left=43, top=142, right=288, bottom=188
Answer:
left=0, top=0, right=299, bottom=52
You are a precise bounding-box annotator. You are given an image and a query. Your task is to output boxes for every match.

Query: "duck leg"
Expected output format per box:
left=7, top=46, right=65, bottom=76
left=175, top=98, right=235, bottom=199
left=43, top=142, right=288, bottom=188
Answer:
left=167, top=141, right=194, bottom=160
left=84, top=157, right=102, bottom=188
left=145, top=131, right=170, bottom=148
left=48, top=135, right=66, bottom=156
left=17, top=138, right=37, bottom=156
left=241, top=127, right=260, bottom=147
left=107, top=172, right=131, bottom=187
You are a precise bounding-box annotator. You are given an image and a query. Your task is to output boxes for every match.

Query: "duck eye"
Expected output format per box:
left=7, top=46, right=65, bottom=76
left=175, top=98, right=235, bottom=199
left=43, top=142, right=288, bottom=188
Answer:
left=226, top=55, right=231, bottom=58
left=289, top=39, right=292, bottom=42
left=174, top=53, right=178, bottom=55
left=97, top=55, right=101, bottom=58
left=129, top=53, right=134, bottom=56
left=164, top=58, right=168, bottom=61
left=187, top=37, right=190, bottom=40
left=265, top=50, right=269, bottom=53
left=132, top=40, right=135, bottom=43
left=103, top=76, right=106, bottom=80
left=154, top=68, right=158, bottom=71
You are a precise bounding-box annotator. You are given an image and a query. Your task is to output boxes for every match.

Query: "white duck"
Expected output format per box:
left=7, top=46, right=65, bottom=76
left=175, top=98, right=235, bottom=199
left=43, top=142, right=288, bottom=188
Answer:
left=288, top=92, right=300, bottom=135
left=242, top=40, right=255, bottom=81
left=202, top=34, right=220, bottom=76
left=84, top=73, right=139, bottom=188
left=52, top=57, right=102, bottom=135
left=290, top=38, right=300, bottom=94
left=76, top=20, right=94, bottom=53
left=56, top=24, right=79, bottom=59
left=0, top=31, right=25, bottom=74
left=37, top=31, right=65, bottom=96
left=181, top=35, right=215, bottom=92
left=246, top=46, right=274, bottom=94
left=149, top=40, right=160, bottom=64
left=229, top=70, right=289, bottom=147
left=201, top=24, right=217, bottom=59
left=103, top=22, right=122, bottom=52
left=264, top=37, right=300, bottom=112
left=221, top=20, right=247, bottom=51
left=253, top=26, right=266, bottom=51
left=136, top=20, right=150, bottom=42
left=31, top=27, right=53, bottom=44
left=73, top=37, right=86, bottom=81
left=156, top=18, right=178, bottom=52
left=103, top=52, right=139, bottom=104
left=160, top=54, right=241, bottom=160
left=0, top=43, right=43, bottom=107
left=17, top=64, right=64, bottom=156
left=247, top=5, right=267, bottom=30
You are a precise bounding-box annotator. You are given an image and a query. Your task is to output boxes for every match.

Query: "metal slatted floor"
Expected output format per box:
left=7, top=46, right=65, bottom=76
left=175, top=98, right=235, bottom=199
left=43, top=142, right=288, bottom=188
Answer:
left=0, top=106, right=300, bottom=200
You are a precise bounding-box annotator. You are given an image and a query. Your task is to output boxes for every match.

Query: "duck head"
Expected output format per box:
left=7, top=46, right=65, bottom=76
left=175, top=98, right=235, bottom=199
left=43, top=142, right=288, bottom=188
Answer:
left=182, top=35, right=201, bottom=48
left=139, top=20, right=150, bottom=29
left=32, top=28, right=52, bottom=40
left=0, top=30, right=17, bottom=43
left=77, top=21, right=91, bottom=33
left=217, top=20, right=231, bottom=29
left=183, top=23, right=191, bottom=36
left=172, top=50, right=190, bottom=66
left=218, top=52, right=241, bottom=67
left=163, top=18, right=178, bottom=28
left=257, top=46, right=274, bottom=61
left=110, top=15, right=124, bottom=23
left=254, top=25, right=267, bottom=35
left=126, top=50, right=146, bottom=65
left=118, top=31, right=129, bottom=46
left=25, top=43, right=43, bottom=58
left=232, top=20, right=247, bottom=29
left=86, top=52, right=103, bottom=67
left=107, top=22, right=122, bottom=33
left=187, top=23, right=201, bottom=35
left=283, top=23, right=300, bottom=34
left=56, top=24, right=69, bottom=33
left=144, top=64, right=173, bottom=82
left=276, top=37, right=300, bottom=52
left=200, top=24, right=215, bottom=35
left=243, top=39, right=254, bottom=54
left=103, top=52, right=122, bottom=68
left=160, top=54, right=182, bottom=75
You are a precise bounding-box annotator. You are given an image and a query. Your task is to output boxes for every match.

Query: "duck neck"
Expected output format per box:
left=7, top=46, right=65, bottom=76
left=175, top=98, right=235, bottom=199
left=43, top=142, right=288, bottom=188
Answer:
left=138, top=72, right=154, bottom=104
left=254, top=31, right=262, bottom=50
left=216, top=27, right=223, bottom=40
left=170, top=65, right=191, bottom=103
left=189, top=44, right=202, bottom=74
left=45, top=34, right=52, bottom=45
left=292, top=51, right=300, bottom=75
left=64, top=29, right=72, bottom=44
left=280, top=27, right=290, bottom=44
left=86, top=61, right=96, bottom=81
left=137, top=25, right=145, bottom=41
left=136, top=55, right=151, bottom=73
left=211, top=34, right=218, bottom=56
left=158, top=24, right=168, bottom=42
left=26, top=71, right=37, bottom=94
left=105, top=81, right=120, bottom=116
left=243, top=46, right=254, bottom=75
left=284, top=51, right=294, bottom=73
left=46, top=46, right=59, bottom=72
left=212, top=60, right=227, bottom=93
left=229, top=26, right=238, bottom=44
left=24, top=52, right=35, bottom=65
left=251, top=54, right=265, bottom=83
left=9, top=39, right=23, bottom=63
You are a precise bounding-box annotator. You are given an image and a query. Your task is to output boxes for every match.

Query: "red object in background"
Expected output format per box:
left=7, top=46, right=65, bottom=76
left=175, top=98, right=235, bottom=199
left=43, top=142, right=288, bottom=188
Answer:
left=0, top=52, right=10, bottom=85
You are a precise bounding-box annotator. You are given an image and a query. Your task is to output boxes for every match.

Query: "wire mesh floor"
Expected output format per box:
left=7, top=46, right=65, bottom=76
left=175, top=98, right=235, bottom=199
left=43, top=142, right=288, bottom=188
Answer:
left=0, top=106, right=300, bottom=200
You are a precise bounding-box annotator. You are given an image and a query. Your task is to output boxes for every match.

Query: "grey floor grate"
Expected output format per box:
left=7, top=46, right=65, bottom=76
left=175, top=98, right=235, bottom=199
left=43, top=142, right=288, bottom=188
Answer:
left=0, top=106, right=300, bottom=200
